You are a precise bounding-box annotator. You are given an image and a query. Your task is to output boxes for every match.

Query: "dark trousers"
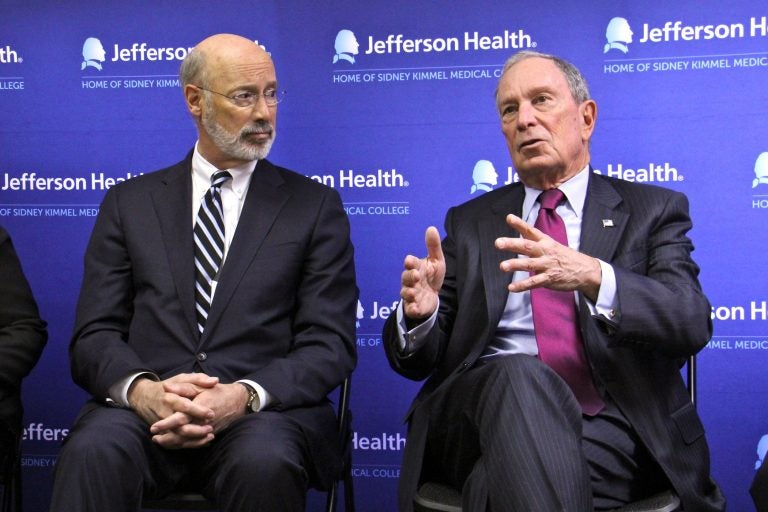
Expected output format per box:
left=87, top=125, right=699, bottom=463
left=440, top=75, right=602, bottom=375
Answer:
left=50, top=404, right=310, bottom=512
left=425, top=355, right=667, bottom=511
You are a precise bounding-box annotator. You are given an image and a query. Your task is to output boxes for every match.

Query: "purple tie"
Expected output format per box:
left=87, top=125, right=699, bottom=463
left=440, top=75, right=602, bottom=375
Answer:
left=530, top=189, right=604, bottom=416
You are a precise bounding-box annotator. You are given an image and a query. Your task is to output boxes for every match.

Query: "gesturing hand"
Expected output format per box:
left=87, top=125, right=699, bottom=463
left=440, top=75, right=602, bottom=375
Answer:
left=495, top=214, right=601, bottom=302
left=400, top=226, right=445, bottom=321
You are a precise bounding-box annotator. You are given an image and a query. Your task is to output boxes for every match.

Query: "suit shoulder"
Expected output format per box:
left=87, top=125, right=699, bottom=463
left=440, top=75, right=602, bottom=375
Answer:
left=103, top=158, right=186, bottom=196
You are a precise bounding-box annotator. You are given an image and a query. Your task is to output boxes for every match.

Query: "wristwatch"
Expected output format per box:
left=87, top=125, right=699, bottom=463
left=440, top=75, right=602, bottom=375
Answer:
left=240, top=382, right=259, bottom=413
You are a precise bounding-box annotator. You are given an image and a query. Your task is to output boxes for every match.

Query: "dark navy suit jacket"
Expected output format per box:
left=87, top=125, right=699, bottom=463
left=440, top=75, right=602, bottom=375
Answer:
left=70, top=153, right=357, bottom=487
left=384, top=170, right=724, bottom=511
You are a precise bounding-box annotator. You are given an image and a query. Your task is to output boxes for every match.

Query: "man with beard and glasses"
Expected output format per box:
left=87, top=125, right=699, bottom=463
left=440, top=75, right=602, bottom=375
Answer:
left=50, top=33, right=357, bottom=512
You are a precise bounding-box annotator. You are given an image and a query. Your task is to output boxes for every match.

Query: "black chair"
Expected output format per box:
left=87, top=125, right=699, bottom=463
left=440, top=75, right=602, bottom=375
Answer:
left=751, top=458, right=768, bottom=512
left=142, top=377, right=354, bottom=511
left=0, top=424, right=21, bottom=512
left=413, top=356, right=696, bottom=512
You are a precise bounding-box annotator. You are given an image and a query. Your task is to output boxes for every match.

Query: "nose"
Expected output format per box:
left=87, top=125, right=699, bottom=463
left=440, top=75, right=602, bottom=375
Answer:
left=250, top=94, right=272, bottom=120
left=516, top=101, right=536, bottom=130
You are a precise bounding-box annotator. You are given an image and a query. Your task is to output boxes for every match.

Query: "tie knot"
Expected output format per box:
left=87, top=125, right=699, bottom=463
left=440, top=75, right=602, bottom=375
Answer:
left=538, top=189, right=565, bottom=211
left=211, top=170, right=232, bottom=188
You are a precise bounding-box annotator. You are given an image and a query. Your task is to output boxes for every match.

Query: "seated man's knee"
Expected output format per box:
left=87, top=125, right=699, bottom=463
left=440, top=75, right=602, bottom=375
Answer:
left=222, top=413, right=308, bottom=485
left=58, top=407, right=148, bottom=469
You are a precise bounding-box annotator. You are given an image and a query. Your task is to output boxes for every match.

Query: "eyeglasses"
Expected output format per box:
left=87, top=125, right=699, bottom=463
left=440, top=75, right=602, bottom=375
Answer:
left=194, top=85, right=286, bottom=107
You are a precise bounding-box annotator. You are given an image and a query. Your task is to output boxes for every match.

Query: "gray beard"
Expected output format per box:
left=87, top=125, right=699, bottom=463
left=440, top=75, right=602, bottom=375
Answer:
left=202, top=109, right=275, bottom=162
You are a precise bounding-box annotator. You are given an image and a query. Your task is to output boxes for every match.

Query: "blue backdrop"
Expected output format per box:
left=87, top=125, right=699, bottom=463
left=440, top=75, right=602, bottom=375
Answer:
left=1, top=1, right=767, bottom=510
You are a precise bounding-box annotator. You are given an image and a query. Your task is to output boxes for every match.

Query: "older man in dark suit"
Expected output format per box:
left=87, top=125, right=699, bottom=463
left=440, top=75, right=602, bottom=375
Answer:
left=50, top=33, right=357, bottom=512
left=383, top=51, right=724, bottom=511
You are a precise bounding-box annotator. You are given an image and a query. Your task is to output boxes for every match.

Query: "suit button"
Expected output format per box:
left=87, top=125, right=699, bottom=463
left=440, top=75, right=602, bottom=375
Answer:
left=196, top=352, right=207, bottom=362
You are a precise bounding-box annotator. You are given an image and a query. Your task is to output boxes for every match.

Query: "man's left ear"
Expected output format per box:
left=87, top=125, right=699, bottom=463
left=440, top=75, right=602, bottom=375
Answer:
left=580, top=100, right=597, bottom=138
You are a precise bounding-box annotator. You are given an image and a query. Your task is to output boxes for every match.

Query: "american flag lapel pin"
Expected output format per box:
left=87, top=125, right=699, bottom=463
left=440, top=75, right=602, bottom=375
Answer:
left=602, top=219, right=614, bottom=228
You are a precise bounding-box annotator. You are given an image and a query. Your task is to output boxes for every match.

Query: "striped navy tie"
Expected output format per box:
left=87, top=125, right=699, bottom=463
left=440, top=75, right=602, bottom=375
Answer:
left=194, top=170, right=232, bottom=334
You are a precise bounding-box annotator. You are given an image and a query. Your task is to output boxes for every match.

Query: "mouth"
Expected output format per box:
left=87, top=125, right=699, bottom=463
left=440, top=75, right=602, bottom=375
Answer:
left=243, top=130, right=272, bottom=144
left=518, top=138, right=544, bottom=151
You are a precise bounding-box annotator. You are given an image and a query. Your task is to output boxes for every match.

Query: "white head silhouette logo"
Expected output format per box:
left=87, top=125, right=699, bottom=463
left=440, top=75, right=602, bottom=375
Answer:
left=333, top=30, right=359, bottom=64
left=753, top=152, right=768, bottom=188
left=470, top=160, right=498, bottom=194
left=604, top=17, right=633, bottom=54
left=756, top=434, right=768, bottom=470
left=356, top=300, right=364, bottom=328
left=82, top=37, right=106, bottom=71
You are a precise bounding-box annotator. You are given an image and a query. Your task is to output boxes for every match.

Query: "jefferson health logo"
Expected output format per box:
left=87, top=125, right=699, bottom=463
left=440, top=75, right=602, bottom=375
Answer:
left=752, top=152, right=768, bottom=210
left=81, top=37, right=107, bottom=70
left=79, top=36, right=194, bottom=72
left=601, top=15, right=768, bottom=55
left=604, top=17, right=634, bottom=54
left=331, top=26, right=536, bottom=65
left=470, top=159, right=500, bottom=195
left=333, top=29, right=360, bottom=64
left=757, top=434, right=768, bottom=470
left=754, top=152, right=768, bottom=189
left=468, top=159, right=529, bottom=196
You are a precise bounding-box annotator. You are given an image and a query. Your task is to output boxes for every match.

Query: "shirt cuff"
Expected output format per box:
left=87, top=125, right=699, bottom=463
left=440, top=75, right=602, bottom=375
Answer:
left=108, top=371, right=159, bottom=408
left=396, top=299, right=439, bottom=354
left=236, top=379, right=272, bottom=411
left=588, top=259, right=619, bottom=322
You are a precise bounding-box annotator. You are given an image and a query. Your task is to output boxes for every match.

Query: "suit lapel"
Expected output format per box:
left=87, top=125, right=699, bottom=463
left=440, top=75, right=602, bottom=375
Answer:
left=200, top=159, right=289, bottom=343
left=580, top=171, right=628, bottom=261
left=479, top=184, right=525, bottom=331
left=151, top=155, right=199, bottom=347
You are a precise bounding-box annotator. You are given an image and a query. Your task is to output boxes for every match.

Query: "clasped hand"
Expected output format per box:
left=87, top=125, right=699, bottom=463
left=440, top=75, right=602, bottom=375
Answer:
left=128, top=373, right=248, bottom=449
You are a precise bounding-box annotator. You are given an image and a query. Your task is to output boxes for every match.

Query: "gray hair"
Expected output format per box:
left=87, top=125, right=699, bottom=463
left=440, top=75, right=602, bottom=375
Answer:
left=179, top=47, right=209, bottom=89
left=494, top=50, right=591, bottom=108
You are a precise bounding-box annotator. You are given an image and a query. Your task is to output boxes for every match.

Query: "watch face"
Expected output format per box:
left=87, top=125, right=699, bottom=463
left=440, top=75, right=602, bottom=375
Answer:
left=247, top=388, right=259, bottom=412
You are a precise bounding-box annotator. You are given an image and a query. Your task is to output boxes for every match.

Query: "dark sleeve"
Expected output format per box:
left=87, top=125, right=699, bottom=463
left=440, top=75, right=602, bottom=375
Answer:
left=69, top=186, right=152, bottom=399
left=249, top=188, right=358, bottom=408
left=608, top=191, right=712, bottom=357
left=0, top=226, right=47, bottom=390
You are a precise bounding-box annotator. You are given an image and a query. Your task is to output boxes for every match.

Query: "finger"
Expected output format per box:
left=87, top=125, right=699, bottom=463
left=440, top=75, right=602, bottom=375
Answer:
left=499, top=255, right=537, bottom=274
left=167, top=373, right=219, bottom=388
left=403, top=254, right=422, bottom=271
left=166, top=394, right=215, bottom=422
left=495, top=236, right=535, bottom=256
left=505, top=214, right=543, bottom=241
left=163, top=381, right=208, bottom=398
left=424, top=226, right=444, bottom=262
left=151, top=414, right=213, bottom=438
left=152, top=431, right=214, bottom=449
left=401, top=266, right=422, bottom=288
left=150, top=411, right=193, bottom=434
left=507, top=273, right=548, bottom=293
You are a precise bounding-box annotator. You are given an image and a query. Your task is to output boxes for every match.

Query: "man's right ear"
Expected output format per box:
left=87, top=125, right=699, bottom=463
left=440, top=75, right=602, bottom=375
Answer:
left=184, top=84, right=203, bottom=116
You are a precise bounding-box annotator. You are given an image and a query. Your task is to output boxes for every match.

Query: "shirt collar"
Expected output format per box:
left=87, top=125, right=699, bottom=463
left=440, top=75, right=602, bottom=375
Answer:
left=522, top=164, right=590, bottom=221
left=191, top=142, right=257, bottom=199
